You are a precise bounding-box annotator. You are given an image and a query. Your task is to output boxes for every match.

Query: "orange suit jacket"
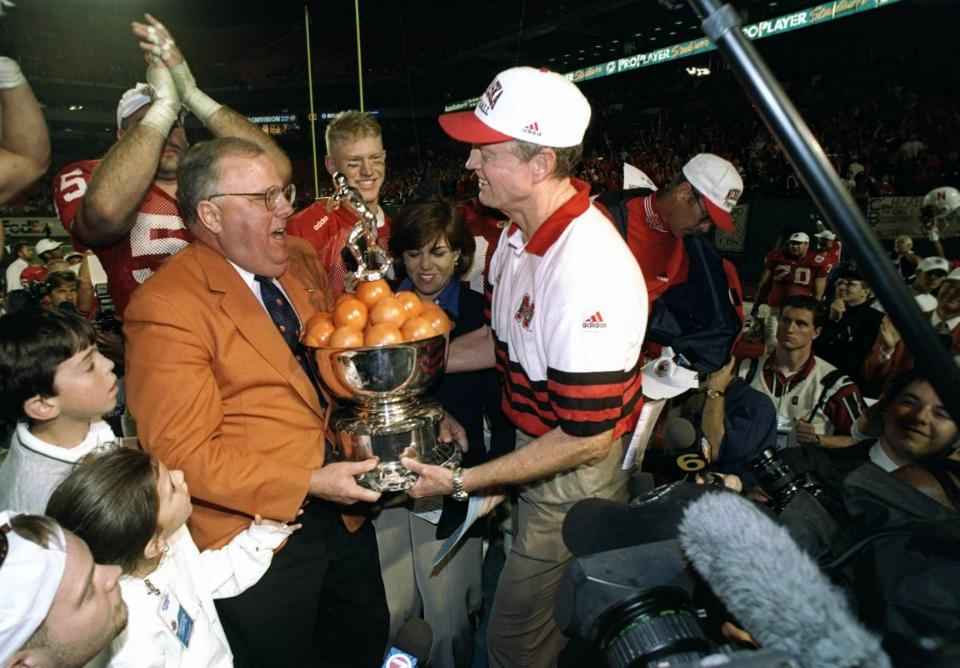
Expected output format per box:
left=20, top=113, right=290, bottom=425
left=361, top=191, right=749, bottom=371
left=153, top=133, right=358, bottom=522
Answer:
left=125, top=238, right=337, bottom=550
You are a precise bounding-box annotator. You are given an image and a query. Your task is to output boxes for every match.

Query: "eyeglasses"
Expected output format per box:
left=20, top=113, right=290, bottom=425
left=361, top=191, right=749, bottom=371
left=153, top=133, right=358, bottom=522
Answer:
left=690, top=187, right=711, bottom=225
left=208, top=184, right=296, bottom=211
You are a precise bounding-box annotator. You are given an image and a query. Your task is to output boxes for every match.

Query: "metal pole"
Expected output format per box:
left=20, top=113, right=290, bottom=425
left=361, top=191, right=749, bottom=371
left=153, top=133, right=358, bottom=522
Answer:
left=304, top=6, right=320, bottom=201
left=685, top=0, right=960, bottom=417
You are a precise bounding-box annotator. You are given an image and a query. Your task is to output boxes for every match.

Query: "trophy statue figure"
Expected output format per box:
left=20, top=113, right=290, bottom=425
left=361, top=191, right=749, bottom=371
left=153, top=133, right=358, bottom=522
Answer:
left=328, top=171, right=393, bottom=283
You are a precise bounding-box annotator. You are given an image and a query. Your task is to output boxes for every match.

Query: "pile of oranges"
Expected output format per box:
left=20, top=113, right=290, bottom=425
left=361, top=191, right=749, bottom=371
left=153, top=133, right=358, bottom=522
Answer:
left=303, top=279, right=451, bottom=348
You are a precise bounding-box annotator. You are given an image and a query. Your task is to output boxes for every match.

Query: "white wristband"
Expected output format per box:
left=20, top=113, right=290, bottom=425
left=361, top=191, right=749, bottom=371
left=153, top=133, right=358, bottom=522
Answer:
left=0, top=56, right=25, bottom=89
left=171, top=61, right=221, bottom=124
left=928, top=229, right=940, bottom=242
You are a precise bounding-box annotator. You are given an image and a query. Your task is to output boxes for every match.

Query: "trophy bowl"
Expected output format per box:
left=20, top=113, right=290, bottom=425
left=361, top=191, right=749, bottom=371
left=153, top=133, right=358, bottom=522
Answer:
left=308, top=333, right=460, bottom=492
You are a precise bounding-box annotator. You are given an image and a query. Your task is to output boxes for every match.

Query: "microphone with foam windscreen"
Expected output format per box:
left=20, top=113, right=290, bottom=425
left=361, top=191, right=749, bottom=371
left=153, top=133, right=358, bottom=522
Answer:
left=678, top=492, right=891, bottom=668
left=381, top=618, right=432, bottom=668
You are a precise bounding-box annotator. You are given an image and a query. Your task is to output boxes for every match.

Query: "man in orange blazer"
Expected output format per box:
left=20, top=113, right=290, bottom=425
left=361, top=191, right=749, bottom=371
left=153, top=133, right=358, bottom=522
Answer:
left=124, top=137, right=389, bottom=667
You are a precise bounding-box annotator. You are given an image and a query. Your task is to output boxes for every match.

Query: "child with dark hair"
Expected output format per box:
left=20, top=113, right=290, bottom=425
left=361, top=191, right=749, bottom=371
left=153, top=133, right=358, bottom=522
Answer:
left=47, top=447, right=299, bottom=667
left=0, top=306, right=119, bottom=513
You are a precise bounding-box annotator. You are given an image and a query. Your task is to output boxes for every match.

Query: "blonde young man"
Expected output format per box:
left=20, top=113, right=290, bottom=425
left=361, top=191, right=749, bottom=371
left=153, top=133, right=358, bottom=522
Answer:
left=288, top=110, right=392, bottom=296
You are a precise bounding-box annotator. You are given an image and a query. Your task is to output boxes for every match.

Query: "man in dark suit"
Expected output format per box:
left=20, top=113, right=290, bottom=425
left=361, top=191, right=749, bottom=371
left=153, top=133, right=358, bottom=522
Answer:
left=124, top=137, right=388, bottom=667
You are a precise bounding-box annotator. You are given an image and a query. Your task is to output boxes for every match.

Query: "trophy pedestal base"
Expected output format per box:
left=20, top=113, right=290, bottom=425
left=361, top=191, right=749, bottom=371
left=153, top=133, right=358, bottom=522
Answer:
left=329, top=402, right=460, bottom=492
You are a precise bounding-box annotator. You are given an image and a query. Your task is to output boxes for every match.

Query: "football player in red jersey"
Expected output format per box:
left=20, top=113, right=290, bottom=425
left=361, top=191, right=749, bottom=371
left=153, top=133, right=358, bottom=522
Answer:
left=751, top=231, right=829, bottom=315
left=53, top=14, right=290, bottom=318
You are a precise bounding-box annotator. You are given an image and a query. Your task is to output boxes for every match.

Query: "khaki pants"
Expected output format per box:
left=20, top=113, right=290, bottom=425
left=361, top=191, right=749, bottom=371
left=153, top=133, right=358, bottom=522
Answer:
left=487, top=432, right=629, bottom=668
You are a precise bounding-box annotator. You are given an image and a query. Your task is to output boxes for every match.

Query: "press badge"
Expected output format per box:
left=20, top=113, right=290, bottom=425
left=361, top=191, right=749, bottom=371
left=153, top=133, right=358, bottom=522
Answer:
left=158, top=591, right=195, bottom=648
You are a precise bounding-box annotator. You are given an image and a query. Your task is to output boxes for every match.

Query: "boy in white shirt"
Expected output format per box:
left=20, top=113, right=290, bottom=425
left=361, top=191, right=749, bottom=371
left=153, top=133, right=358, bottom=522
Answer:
left=0, top=306, right=119, bottom=513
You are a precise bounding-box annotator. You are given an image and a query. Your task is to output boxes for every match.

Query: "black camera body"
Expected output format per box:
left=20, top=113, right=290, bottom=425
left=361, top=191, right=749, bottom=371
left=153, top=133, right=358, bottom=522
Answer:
left=748, top=447, right=841, bottom=517
left=556, top=538, right=798, bottom=668
left=93, top=283, right=122, bottom=335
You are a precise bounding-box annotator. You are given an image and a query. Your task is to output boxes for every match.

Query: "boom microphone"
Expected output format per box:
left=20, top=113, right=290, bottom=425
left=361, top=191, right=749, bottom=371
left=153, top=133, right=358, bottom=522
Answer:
left=678, top=492, right=891, bottom=668
left=381, top=618, right=432, bottom=668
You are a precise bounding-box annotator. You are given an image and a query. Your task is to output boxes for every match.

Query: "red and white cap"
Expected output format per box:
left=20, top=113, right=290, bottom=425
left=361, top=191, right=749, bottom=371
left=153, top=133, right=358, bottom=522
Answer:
left=438, top=67, right=591, bottom=148
left=681, top=154, right=743, bottom=233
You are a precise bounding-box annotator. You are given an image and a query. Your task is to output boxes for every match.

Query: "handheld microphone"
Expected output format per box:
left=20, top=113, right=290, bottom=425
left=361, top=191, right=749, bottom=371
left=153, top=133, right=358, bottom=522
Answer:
left=678, top=492, right=891, bottom=668
left=664, top=417, right=709, bottom=477
left=381, top=618, right=432, bottom=668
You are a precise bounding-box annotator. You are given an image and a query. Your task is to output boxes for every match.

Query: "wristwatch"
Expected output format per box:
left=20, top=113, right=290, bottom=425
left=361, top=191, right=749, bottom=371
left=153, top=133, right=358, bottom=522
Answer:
left=451, top=467, right=468, bottom=501
left=705, top=388, right=725, bottom=400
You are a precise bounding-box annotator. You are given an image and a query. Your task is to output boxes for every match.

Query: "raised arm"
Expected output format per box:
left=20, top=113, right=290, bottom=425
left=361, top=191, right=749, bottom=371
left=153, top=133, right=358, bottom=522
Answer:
left=0, top=58, right=50, bottom=204
left=133, top=14, right=291, bottom=183
left=72, top=66, right=181, bottom=247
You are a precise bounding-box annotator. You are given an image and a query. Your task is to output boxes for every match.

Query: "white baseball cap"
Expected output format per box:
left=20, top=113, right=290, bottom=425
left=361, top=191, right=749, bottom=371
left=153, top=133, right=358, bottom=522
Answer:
left=116, top=83, right=152, bottom=129
left=0, top=511, right=68, bottom=664
left=35, top=238, right=62, bottom=256
left=438, top=67, right=591, bottom=148
left=917, top=256, right=949, bottom=274
left=681, top=154, right=743, bottom=233
left=946, top=267, right=960, bottom=282
left=814, top=229, right=837, bottom=240
left=789, top=232, right=810, bottom=244
left=641, top=347, right=699, bottom=400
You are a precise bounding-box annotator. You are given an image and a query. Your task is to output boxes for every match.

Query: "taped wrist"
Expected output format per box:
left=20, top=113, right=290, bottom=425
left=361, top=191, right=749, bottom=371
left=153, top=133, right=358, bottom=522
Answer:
left=171, top=61, right=221, bottom=124
left=928, top=229, right=940, bottom=242
left=139, top=100, right=179, bottom=137
left=0, top=56, right=25, bottom=89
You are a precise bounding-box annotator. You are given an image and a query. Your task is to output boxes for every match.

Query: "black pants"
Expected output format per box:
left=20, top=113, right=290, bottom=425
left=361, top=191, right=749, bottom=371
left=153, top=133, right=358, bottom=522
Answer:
left=215, top=501, right=389, bottom=668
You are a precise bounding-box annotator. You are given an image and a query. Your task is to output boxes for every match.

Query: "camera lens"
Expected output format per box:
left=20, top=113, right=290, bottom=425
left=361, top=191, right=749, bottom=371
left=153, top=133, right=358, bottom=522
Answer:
left=594, top=587, right=712, bottom=668
left=749, top=448, right=802, bottom=511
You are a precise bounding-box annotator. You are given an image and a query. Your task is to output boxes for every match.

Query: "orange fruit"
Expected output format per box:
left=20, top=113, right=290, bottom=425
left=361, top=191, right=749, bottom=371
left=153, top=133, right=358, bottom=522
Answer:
left=369, top=296, right=406, bottom=327
left=421, top=305, right=452, bottom=334
left=329, top=325, right=364, bottom=348
left=303, top=312, right=336, bottom=347
left=356, top=279, right=393, bottom=309
left=364, top=322, right=404, bottom=347
left=401, top=317, right=435, bottom=341
left=395, top=291, right=425, bottom=319
left=332, top=296, right=368, bottom=330
left=334, top=292, right=355, bottom=307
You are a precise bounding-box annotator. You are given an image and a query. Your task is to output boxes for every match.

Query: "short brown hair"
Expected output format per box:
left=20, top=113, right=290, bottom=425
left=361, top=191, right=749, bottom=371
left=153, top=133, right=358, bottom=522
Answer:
left=46, top=448, right=160, bottom=574
left=176, top=137, right=264, bottom=226
left=510, top=140, right=583, bottom=179
left=325, top=110, right=382, bottom=154
left=389, top=196, right=475, bottom=280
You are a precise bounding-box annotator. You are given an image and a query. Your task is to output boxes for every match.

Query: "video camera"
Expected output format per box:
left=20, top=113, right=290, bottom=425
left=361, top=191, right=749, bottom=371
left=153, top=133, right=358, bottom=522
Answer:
left=93, top=283, right=122, bottom=335
left=555, top=484, right=799, bottom=668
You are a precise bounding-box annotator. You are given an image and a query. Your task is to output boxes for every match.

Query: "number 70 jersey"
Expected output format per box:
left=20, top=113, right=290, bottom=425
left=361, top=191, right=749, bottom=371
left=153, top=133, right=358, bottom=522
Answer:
left=54, top=160, right=193, bottom=318
left=764, top=247, right=829, bottom=307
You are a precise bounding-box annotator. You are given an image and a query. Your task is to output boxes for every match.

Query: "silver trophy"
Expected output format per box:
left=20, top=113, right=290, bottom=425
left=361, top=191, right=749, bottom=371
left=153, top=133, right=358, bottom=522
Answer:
left=310, top=174, right=456, bottom=492
left=328, top=172, right=393, bottom=282
left=311, top=335, right=460, bottom=492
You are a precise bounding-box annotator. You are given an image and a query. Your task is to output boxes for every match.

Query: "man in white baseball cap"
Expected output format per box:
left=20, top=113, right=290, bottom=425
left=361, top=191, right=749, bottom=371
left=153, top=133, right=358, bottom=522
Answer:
left=594, top=152, right=744, bottom=304
left=406, top=66, right=647, bottom=667
left=34, top=238, right=63, bottom=263
left=52, top=13, right=290, bottom=319
left=0, top=510, right=127, bottom=667
left=913, top=256, right=951, bottom=296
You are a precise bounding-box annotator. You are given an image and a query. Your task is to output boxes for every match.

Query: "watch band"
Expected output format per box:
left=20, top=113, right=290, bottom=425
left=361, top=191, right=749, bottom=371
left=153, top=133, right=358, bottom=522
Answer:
left=451, top=467, right=468, bottom=501
left=705, top=388, right=725, bottom=399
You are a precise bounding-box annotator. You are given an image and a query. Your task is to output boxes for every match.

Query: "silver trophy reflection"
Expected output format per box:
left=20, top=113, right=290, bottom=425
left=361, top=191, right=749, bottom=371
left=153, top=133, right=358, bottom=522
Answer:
left=308, top=173, right=460, bottom=492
